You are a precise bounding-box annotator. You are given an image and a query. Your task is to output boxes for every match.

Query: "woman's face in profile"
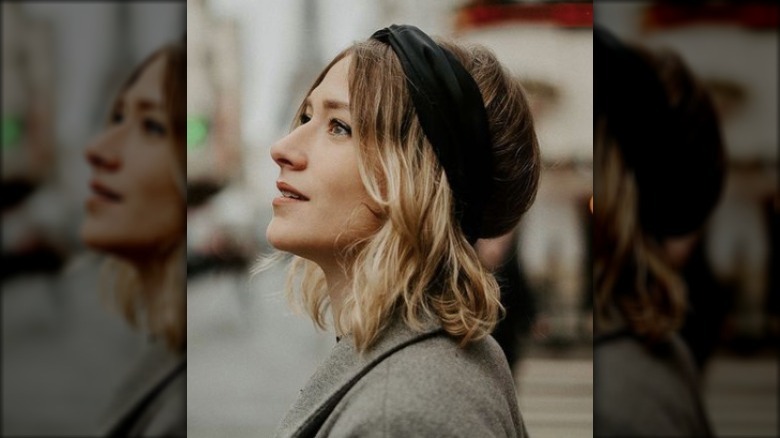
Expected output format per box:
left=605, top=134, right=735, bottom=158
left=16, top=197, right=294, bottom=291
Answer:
left=81, top=55, right=184, bottom=260
left=267, top=56, right=380, bottom=264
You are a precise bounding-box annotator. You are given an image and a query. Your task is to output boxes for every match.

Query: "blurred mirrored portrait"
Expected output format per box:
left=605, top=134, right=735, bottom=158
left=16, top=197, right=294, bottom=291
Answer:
left=2, top=3, right=184, bottom=436
left=81, top=37, right=186, bottom=437
left=594, top=2, right=778, bottom=436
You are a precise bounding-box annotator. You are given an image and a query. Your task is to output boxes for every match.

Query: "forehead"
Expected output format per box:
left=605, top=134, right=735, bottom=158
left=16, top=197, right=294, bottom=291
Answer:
left=122, top=54, right=167, bottom=106
left=310, top=56, right=351, bottom=103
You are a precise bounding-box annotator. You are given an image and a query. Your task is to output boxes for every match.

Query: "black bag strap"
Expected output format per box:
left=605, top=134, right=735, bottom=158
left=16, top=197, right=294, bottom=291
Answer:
left=105, top=361, right=187, bottom=437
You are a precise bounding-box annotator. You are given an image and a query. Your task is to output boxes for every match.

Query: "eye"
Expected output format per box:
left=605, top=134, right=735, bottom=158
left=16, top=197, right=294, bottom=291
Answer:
left=143, top=118, right=167, bottom=137
left=329, top=119, right=352, bottom=137
left=109, top=111, right=124, bottom=125
left=299, top=113, right=312, bottom=125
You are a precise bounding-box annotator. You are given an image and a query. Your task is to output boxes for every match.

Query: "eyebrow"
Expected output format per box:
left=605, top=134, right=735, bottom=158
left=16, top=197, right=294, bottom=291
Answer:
left=114, top=97, right=165, bottom=112
left=304, top=97, right=350, bottom=111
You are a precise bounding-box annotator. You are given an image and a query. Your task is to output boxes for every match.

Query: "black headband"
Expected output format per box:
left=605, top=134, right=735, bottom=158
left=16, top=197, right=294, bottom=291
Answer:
left=370, top=24, right=493, bottom=244
left=595, top=26, right=725, bottom=237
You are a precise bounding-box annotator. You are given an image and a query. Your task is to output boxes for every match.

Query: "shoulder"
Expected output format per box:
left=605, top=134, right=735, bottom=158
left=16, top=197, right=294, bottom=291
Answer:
left=385, top=333, right=515, bottom=401
left=324, top=334, right=525, bottom=437
left=595, top=333, right=698, bottom=396
left=594, top=334, right=711, bottom=436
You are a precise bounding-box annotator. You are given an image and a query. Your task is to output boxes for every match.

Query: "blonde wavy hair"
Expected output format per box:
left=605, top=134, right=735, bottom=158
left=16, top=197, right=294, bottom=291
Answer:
left=593, top=119, right=687, bottom=342
left=100, top=39, right=186, bottom=353
left=273, top=38, right=540, bottom=352
left=594, top=46, right=724, bottom=343
left=102, top=245, right=185, bottom=352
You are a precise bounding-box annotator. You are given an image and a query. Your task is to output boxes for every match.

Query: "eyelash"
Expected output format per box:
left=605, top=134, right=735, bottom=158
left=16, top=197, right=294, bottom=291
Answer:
left=299, top=113, right=352, bottom=137
left=108, top=112, right=167, bottom=137
left=143, top=119, right=167, bottom=136
left=329, top=119, right=352, bottom=136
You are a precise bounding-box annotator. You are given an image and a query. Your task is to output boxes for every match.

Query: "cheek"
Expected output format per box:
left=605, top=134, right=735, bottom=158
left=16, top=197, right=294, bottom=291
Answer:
left=82, top=156, right=183, bottom=254
left=325, top=176, right=381, bottom=238
left=135, top=165, right=184, bottom=236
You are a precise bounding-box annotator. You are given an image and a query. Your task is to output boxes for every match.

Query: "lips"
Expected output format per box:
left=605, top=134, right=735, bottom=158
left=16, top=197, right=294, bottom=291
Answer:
left=276, top=181, right=309, bottom=201
left=90, top=180, right=123, bottom=202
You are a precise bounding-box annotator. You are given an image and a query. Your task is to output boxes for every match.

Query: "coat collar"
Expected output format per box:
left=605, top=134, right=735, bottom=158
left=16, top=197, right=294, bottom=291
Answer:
left=275, top=313, right=444, bottom=437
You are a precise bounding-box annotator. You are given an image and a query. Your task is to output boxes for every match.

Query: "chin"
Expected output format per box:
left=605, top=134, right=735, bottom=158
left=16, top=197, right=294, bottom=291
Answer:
left=266, top=222, right=317, bottom=260
left=80, top=221, right=104, bottom=250
left=80, top=222, right=130, bottom=259
left=266, top=222, right=294, bottom=252
left=81, top=230, right=118, bottom=254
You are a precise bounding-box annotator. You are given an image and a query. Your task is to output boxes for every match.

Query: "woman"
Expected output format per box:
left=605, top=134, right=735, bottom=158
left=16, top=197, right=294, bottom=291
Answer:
left=593, top=26, right=723, bottom=436
left=267, top=25, right=540, bottom=437
left=81, top=38, right=185, bottom=437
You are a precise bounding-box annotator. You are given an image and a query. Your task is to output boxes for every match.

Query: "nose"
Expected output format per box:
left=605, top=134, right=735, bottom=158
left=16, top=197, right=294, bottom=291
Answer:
left=85, top=128, right=121, bottom=171
left=270, top=127, right=308, bottom=170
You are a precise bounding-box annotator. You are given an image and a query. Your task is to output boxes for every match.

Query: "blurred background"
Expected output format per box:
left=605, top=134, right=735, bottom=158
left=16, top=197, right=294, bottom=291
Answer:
left=187, top=1, right=592, bottom=437
left=2, top=2, right=184, bottom=435
left=596, top=2, right=778, bottom=437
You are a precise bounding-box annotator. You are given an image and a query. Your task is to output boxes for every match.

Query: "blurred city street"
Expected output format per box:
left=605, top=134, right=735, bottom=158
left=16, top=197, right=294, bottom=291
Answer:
left=2, top=256, right=145, bottom=436
left=704, top=356, right=777, bottom=437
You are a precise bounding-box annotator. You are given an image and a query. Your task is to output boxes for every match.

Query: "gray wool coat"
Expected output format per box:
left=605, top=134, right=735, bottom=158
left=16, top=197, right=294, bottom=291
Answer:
left=99, top=339, right=186, bottom=437
left=275, top=315, right=527, bottom=438
left=594, top=327, right=713, bottom=437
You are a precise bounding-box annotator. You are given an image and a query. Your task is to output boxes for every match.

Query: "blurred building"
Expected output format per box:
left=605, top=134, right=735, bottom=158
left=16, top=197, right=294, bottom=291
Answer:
left=456, top=1, right=593, bottom=345
left=187, top=0, right=255, bottom=278
left=2, top=3, right=64, bottom=280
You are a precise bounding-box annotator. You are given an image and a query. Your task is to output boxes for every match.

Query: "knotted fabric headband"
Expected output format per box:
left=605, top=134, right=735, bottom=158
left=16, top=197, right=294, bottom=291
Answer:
left=370, top=24, right=493, bottom=244
left=594, top=26, right=725, bottom=237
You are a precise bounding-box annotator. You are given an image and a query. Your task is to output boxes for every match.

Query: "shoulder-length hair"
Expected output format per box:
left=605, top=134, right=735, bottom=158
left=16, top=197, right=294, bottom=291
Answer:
left=276, top=38, right=540, bottom=352
left=102, top=37, right=186, bottom=353
left=594, top=47, right=723, bottom=343
left=593, top=122, right=687, bottom=342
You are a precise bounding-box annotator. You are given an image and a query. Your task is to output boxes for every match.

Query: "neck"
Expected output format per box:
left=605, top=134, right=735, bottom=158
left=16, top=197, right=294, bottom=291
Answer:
left=123, top=244, right=180, bottom=297
left=318, top=259, right=352, bottom=335
left=127, top=253, right=174, bottom=346
left=132, top=257, right=168, bottom=299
